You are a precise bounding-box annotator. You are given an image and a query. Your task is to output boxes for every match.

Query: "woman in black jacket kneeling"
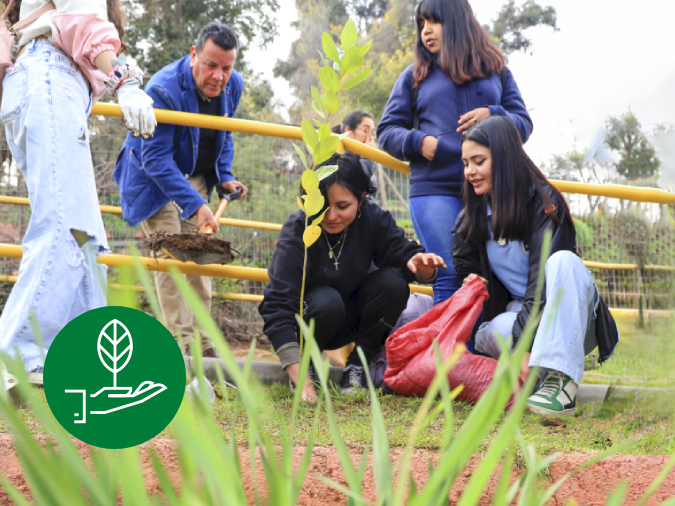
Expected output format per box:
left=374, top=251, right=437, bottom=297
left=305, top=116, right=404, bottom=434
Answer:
left=260, top=154, right=445, bottom=401
left=452, top=116, right=618, bottom=417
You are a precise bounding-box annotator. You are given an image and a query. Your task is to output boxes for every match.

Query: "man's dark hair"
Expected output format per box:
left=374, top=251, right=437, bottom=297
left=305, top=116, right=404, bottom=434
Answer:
left=196, top=22, right=238, bottom=54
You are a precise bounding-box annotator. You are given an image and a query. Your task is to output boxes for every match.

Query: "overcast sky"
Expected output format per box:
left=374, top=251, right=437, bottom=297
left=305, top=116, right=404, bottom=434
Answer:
left=246, top=0, right=675, bottom=167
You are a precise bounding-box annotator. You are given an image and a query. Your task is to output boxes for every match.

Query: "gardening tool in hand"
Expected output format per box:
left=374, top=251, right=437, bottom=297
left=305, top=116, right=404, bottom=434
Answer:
left=201, top=187, right=243, bottom=234
left=145, top=188, right=242, bottom=265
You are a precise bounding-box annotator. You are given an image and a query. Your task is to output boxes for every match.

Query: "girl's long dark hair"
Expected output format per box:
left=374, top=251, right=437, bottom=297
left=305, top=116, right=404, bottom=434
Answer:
left=5, top=0, right=127, bottom=52
left=413, top=0, right=505, bottom=87
left=459, top=116, right=573, bottom=244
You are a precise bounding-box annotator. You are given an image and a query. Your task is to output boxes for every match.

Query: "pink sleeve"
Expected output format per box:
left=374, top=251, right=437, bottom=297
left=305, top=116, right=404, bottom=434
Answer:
left=52, top=13, right=122, bottom=100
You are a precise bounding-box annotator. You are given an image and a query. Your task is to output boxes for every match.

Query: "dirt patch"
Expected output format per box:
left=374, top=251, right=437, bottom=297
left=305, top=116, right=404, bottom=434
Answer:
left=1, top=435, right=673, bottom=505
left=143, top=231, right=236, bottom=264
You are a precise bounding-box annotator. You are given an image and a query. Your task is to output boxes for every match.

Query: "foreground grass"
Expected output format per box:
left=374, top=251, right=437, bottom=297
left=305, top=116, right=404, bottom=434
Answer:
left=3, top=377, right=672, bottom=456
left=2, top=317, right=673, bottom=456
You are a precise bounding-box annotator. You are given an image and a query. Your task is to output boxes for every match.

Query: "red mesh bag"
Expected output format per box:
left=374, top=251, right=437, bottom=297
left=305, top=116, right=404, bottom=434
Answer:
left=384, top=277, right=501, bottom=404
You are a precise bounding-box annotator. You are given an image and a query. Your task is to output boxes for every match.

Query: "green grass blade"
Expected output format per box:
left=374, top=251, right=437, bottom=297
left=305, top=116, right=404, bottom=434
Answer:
left=129, top=243, right=164, bottom=321
left=357, top=347, right=393, bottom=505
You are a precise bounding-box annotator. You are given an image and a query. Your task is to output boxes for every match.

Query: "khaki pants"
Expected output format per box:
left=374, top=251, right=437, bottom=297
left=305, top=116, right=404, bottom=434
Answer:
left=141, top=176, right=213, bottom=352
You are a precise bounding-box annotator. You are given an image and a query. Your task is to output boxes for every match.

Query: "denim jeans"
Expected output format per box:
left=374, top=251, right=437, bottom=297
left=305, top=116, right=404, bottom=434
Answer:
left=409, top=195, right=463, bottom=305
left=475, top=251, right=598, bottom=385
left=0, top=40, right=108, bottom=371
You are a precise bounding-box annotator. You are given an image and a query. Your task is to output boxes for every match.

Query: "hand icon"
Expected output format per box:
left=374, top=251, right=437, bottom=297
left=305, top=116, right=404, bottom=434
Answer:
left=65, top=381, right=167, bottom=424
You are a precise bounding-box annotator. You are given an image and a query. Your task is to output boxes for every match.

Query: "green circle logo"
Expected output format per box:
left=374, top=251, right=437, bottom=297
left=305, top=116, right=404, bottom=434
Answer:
left=44, top=306, right=186, bottom=449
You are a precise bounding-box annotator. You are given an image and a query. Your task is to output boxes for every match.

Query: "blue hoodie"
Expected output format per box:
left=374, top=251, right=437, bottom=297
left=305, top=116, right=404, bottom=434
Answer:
left=376, top=64, right=532, bottom=198
left=113, top=55, right=243, bottom=227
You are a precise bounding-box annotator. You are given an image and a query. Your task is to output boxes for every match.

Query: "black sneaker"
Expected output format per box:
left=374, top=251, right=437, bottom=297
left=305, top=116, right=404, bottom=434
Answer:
left=289, top=363, right=319, bottom=393
left=339, top=364, right=365, bottom=395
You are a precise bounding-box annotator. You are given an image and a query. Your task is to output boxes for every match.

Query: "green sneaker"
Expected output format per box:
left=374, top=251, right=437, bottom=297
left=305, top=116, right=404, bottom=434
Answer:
left=526, top=370, right=577, bottom=417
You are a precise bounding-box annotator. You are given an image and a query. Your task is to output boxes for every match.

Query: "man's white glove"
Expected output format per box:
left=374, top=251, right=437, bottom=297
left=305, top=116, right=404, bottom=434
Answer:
left=116, top=77, right=157, bottom=139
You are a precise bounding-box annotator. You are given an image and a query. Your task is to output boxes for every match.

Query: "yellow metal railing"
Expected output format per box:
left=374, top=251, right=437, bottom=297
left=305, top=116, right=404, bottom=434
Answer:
left=0, top=195, right=283, bottom=232
left=0, top=243, right=434, bottom=298
left=90, top=103, right=675, bottom=205
left=0, top=194, right=669, bottom=272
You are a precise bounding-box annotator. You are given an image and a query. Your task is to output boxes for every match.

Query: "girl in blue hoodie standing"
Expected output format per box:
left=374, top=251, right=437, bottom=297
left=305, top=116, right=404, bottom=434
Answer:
left=376, top=0, right=533, bottom=306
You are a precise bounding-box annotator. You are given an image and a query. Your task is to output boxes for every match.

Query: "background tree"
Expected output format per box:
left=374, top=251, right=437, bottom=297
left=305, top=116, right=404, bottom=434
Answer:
left=543, top=149, right=615, bottom=214
left=486, top=0, right=557, bottom=55
left=124, top=0, right=280, bottom=74
left=273, top=0, right=350, bottom=122
left=605, top=110, right=660, bottom=181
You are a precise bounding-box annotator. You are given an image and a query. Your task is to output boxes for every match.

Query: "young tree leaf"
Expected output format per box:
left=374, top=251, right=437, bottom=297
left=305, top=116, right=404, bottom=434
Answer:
left=315, top=164, right=339, bottom=181
left=316, top=49, right=328, bottom=68
left=311, top=208, right=329, bottom=227
left=311, top=85, right=322, bottom=105
left=319, top=66, right=340, bottom=92
left=301, top=118, right=319, bottom=151
left=303, top=225, right=322, bottom=248
left=318, top=123, right=332, bottom=140
left=97, top=319, right=133, bottom=386
left=341, top=19, right=358, bottom=50
left=313, top=136, right=341, bottom=166
left=341, top=69, right=372, bottom=90
left=304, top=188, right=325, bottom=216
left=296, top=195, right=304, bottom=211
left=363, top=39, right=373, bottom=53
left=340, top=46, right=366, bottom=77
left=322, top=32, right=340, bottom=63
left=301, top=169, right=319, bottom=192
left=293, top=143, right=308, bottom=169
left=312, top=100, right=326, bottom=118
left=322, top=90, right=339, bottom=113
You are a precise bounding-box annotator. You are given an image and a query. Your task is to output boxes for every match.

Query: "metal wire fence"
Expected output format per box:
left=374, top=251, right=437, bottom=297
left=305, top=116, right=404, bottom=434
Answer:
left=0, top=119, right=672, bottom=342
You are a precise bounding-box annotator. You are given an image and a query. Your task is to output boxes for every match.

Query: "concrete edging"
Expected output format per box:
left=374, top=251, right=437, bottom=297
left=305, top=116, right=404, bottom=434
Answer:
left=185, top=357, right=345, bottom=386
left=186, top=357, right=670, bottom=406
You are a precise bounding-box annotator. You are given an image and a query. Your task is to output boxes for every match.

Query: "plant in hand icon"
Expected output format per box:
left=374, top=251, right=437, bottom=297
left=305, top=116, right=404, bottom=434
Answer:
left=44, top=306, right=185, bottom=449
left=64, top=319, right=167, bottom=423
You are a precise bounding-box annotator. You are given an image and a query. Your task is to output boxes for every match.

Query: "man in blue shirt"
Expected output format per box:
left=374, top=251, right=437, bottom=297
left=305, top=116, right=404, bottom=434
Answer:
left=114, top=22, right=248, bottom=357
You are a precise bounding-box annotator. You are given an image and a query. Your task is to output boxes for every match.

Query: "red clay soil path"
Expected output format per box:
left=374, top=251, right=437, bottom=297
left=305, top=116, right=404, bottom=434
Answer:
left=0, top=434, right=673, bottom=505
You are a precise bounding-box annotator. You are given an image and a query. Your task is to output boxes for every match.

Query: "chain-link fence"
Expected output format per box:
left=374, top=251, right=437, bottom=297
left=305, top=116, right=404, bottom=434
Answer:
left=0, top=117, right=673, bottom=343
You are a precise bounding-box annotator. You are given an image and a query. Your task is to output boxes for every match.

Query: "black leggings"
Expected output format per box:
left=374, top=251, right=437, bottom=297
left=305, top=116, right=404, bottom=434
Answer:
left=303, top=267, right=410, bottom=366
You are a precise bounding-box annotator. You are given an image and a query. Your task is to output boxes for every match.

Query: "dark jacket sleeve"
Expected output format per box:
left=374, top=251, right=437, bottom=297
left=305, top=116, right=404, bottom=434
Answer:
left=259, top=214, right=306, bottom=352
left=140, top=86, right=206, bottom=221
left=451, top=210, right=483, bottom=282
left=371, top=205, right=424, bottom=282
left=511, top=189, right=577, bottom=346
left=376, top=66, right=427, bottom=162
left=488, top=67, right=533, bottom=144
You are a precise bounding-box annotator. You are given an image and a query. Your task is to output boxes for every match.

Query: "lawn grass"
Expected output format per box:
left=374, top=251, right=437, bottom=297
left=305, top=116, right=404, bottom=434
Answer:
left=2, top=316, right=673, bottom=456
left=583, top=315, right=675, bottom=388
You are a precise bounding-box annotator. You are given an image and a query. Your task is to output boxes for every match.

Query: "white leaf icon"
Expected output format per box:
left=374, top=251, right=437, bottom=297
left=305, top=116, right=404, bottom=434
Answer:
left=97, top=319, right=133, bottom=387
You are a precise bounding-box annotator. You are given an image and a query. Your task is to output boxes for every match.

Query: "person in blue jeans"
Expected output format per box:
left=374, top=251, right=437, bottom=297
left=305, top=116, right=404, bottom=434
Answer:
left=452, top=116, right=618, bottom=416
left=376, top=0, right=532, bottom=306
left=0, top=0, right=156, bottom=385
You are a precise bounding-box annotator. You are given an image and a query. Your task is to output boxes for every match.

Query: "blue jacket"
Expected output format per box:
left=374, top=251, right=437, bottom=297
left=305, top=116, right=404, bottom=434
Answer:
left=113, top=55, right=243, bottom=226
left=376, top=64, right=532, bottom=198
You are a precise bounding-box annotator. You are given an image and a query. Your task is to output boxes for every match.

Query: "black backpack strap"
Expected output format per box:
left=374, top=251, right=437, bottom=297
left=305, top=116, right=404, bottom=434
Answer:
left=410, top=84, right=419, bottom=130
